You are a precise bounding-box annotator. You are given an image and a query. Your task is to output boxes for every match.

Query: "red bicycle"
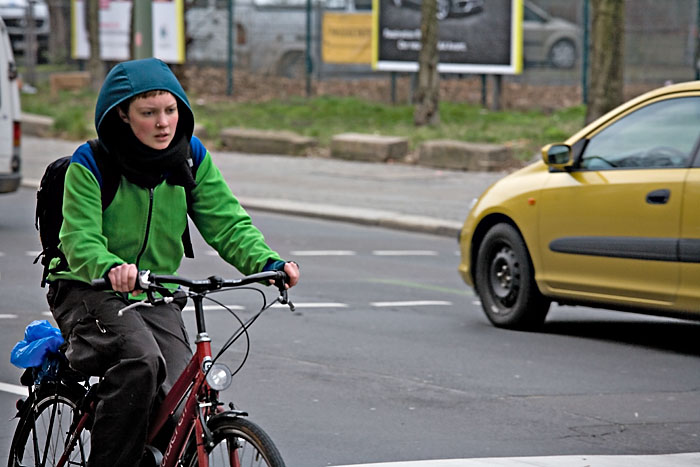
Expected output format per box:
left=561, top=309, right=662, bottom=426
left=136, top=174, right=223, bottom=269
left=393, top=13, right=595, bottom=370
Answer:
left=8, top=269, right=294, bottom=467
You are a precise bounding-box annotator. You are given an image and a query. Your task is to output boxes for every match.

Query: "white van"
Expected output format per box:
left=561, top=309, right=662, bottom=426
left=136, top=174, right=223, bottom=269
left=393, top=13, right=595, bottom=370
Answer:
left=0, top=16, right=21, bottom=194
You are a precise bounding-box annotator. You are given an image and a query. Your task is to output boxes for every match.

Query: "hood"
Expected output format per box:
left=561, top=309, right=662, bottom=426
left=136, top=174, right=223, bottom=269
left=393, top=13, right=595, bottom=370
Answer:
left=94, top=58, right=194, bottom=145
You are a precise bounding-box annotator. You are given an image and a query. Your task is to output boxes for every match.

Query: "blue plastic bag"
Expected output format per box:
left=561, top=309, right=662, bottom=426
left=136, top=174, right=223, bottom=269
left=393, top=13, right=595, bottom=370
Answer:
left=10, top=320, right=64, bottom=369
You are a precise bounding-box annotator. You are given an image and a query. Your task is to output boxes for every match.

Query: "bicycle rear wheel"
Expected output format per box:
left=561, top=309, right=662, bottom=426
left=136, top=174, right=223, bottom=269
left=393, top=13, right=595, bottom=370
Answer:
left=183, top=416, right=285, bottom=467
left=8, top=381, right=90, bottom=467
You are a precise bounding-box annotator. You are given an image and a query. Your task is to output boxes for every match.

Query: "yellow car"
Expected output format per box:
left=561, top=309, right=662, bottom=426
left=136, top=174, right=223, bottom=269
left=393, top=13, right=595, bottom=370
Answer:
left=458, top=81, right=700, bottom=329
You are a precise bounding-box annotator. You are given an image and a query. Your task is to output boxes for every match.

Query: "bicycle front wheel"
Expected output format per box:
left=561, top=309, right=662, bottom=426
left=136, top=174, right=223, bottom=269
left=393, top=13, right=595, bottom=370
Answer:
left=184, top=416, right=285, bottom=467
left=8, top=381, right=90, bottom=467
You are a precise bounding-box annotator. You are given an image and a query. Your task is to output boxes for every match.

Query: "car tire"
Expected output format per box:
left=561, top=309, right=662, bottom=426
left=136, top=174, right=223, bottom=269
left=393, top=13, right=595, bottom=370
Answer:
left=277, top=51, right=306, bottom=79
left=548, top=39, right=576, bottom=69
left=475, top=223, right=550, bottom=330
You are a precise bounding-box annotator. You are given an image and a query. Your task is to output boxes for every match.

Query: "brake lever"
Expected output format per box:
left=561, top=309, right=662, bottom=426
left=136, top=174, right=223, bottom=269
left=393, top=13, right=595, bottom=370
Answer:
left=279, top=289, right=295, bottom=312
left=274, top=271, right=295, bottom=311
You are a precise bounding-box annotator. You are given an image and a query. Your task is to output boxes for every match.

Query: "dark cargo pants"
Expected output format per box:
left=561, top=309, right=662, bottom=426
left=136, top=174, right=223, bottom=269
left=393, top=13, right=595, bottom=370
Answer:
left=47, top=280, right=193, bottom=467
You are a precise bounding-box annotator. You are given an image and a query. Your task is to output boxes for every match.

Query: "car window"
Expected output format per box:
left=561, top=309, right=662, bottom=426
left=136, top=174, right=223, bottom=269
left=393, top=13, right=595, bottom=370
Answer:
left=524, top=5, right=545, bottom=23
left=579, top=96, right=700, bottom=170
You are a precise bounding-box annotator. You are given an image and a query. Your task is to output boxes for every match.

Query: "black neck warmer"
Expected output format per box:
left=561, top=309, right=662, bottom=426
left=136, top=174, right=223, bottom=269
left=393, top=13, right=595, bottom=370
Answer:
left=108, top=123, right=196, bottom=190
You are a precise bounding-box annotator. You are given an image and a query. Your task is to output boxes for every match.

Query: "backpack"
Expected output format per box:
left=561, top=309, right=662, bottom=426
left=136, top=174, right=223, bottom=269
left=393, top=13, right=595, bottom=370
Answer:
left=34, top=139, right=195, bottom=287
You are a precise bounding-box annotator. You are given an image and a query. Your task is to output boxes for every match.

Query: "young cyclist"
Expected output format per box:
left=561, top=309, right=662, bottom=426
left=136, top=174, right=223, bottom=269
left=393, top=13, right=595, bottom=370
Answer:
left=46, top=57, right=299, bottom=466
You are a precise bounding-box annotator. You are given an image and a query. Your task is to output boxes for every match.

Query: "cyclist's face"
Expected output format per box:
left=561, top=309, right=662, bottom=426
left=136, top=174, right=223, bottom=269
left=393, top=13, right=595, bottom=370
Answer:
left=119, top=92, right=179, bottom=150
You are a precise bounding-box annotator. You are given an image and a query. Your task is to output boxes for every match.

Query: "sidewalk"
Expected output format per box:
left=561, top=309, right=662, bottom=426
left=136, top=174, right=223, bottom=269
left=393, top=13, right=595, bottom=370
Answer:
left=20, top=136, right=507, bottom=237
left=334, top=453, right=700, bottom=467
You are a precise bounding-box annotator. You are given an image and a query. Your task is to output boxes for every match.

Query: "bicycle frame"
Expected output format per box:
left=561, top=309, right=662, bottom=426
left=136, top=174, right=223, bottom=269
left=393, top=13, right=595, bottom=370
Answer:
left=151, top=293, right=220, bottom=467
left=56, top=294, right=237, bottom=467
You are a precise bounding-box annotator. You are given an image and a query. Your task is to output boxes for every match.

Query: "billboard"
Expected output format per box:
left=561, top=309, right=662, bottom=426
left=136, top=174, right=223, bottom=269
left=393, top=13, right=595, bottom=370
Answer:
left=322, top=12, right=373, bottom=65
left=72, top=0, right=185, bottom=63
left=372, top=0, right=523, bottom=74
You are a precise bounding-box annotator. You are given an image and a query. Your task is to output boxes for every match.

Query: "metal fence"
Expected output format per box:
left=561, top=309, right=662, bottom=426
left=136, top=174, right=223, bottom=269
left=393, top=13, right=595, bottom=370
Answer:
left=6, top=0, right=700, bottom=107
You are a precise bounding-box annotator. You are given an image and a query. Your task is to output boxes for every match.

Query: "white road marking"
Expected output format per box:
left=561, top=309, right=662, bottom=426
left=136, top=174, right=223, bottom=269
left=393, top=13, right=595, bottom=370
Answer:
left=370, top=300, right=452, bottom=307
left=331, top=453, right=700, bottom=466
left=271, top=302, right=348, bottom=309
left=26, top=251, right=42, bottom=257
left=183, top=305, right=245, bottom=312
left=0, top=382, right=28, bottom=396
left=290, top=250, right=357, bottom=256
left=0, top=301, right=457, bottom=318
left=372, top=250, right=438, bottom=256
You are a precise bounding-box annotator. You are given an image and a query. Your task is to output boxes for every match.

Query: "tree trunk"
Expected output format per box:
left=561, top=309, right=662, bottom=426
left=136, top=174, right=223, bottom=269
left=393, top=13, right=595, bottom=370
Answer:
left=413, top=0, right=440, bottom=126
left=47, top=0, right=69, bottom=64
left=585, top=0, right=624, bottom=124
left=85, top=0, right=104, bottom=91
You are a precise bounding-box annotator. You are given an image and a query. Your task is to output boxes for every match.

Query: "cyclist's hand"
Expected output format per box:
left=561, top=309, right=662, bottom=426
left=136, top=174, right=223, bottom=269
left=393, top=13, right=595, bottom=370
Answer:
left=283, top=261, right=300, bottom=288
left=108, top=263, right=141, bottom=296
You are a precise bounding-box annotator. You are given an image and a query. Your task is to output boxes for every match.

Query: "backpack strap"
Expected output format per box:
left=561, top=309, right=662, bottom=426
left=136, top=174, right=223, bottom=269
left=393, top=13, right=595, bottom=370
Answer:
left=182, top=148, right=196, bottom=259
left=88, top=139, right=121, bottom=208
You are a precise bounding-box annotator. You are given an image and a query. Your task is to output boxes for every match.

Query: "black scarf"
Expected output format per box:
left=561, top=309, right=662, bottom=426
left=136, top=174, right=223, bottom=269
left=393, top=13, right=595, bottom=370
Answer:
left=109, top=125, right=196, bottom=190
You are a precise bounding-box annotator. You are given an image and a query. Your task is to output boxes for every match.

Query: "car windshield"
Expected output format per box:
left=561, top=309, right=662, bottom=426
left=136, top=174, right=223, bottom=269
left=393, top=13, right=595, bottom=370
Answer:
left=579, top=96, right=700, bottom=170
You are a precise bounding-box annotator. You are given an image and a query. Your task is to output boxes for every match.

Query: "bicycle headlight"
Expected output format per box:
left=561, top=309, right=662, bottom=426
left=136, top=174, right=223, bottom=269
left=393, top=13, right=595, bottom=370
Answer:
left=206, top=363, right=232, bottom=391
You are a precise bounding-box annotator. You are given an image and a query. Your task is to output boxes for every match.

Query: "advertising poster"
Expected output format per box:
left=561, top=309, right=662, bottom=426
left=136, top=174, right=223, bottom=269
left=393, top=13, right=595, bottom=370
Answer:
left=72, top=0, right=131, bottom=61
left=322, top=12, right=373, bottom=64
left=152, top=0, right=185, bottom=63
left=372, top=0, right=522, bottom=74
left=72, top=0, right=185, bottom=63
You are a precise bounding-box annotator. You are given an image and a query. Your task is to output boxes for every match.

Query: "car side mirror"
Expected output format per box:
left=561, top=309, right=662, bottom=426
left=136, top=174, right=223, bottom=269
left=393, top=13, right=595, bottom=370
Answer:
left=542, top=143, right=572, bottom=170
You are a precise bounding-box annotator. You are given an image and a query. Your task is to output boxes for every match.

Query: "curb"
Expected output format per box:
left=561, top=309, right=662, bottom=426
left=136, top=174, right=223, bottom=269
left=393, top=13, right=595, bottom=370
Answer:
left=20, top=179, right=462, bottom=238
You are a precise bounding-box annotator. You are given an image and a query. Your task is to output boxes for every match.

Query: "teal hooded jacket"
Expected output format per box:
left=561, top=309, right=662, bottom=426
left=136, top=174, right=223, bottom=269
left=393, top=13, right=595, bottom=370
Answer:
left=49, top=58, right=282, bottom=286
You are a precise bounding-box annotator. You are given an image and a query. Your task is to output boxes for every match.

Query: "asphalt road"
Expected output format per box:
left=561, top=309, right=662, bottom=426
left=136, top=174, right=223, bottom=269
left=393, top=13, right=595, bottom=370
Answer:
left=1, top=187, right=699, bottom=466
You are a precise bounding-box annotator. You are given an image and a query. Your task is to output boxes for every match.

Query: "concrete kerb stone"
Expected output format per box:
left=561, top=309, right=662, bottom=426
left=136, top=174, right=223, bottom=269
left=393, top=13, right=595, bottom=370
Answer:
left=330, top=133, right=409, bottom=163
left=220, top=127, right=316, bottom=157
left=237, top=197, right=462, bottom=237
left=49, top=71, right=91, bottom=97
left=417, top=139, right=513, bottom=171
left=21, top=113, right=54, bottom=137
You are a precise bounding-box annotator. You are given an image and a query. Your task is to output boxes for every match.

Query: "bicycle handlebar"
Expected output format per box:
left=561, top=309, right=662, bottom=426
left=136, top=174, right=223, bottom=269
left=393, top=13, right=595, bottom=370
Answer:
left=91, top=269, right=290, bottom=296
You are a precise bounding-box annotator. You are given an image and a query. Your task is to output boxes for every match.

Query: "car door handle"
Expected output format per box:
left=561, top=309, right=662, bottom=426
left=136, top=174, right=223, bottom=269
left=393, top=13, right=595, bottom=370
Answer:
left=646, top=189, right=670, bottom=204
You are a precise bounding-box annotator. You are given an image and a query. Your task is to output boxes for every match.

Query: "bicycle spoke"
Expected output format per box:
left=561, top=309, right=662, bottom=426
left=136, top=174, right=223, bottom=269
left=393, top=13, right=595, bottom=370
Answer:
left=10, top=385, right=91, bottom=467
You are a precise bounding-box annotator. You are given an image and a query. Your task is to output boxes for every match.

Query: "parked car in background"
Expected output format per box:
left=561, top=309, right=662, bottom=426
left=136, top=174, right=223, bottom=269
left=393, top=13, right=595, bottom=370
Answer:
left=523, top=0, right=580, bottom=69
left=0, top=0, right=49, bottom=63
left=0, top=16, right=21, bottom=194
left=459, top=81, right=700, bottom=329
left=390, top=0, right=484, bottom=21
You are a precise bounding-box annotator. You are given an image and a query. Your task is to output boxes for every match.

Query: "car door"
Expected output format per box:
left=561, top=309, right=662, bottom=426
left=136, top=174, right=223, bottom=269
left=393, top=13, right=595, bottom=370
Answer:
left=536, top=95, right=700, bottom=306
left=677, top=146, right=700, bottom=315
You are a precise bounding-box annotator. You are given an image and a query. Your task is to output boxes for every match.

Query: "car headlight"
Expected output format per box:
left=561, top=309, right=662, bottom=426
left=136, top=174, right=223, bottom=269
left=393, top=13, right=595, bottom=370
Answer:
left=205, top=363, right=232, bottom=391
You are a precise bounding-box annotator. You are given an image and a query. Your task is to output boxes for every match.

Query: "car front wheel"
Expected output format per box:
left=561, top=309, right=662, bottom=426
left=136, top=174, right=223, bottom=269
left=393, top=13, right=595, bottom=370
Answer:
left=475, top=223, right=550, bottom=330
left=548, top=39, right=576, bottom=69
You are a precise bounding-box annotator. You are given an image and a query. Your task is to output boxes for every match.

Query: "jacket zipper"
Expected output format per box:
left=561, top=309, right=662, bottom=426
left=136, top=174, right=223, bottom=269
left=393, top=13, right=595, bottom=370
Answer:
left=135, top=188, right=154, bottom=268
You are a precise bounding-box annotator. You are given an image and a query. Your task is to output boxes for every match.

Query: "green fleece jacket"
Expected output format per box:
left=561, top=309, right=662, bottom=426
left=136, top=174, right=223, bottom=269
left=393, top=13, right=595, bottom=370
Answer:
left=48, top=58, right=282, bottom=285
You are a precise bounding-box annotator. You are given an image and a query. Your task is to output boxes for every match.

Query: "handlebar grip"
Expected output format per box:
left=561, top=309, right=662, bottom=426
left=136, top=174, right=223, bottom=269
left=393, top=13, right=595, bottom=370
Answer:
left=91, top=278, right=111, bottom=290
